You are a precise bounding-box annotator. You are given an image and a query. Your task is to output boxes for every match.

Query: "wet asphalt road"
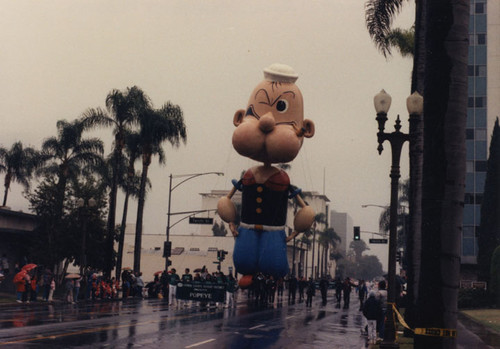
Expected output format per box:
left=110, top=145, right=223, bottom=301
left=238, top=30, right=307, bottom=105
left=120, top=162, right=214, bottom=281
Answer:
left=0, top=293, right=368, bottom=348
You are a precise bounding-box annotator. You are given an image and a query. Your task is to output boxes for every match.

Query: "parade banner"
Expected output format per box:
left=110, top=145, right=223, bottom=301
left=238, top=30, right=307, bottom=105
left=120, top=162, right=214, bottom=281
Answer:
left=176, top=282, right=226, bottom=302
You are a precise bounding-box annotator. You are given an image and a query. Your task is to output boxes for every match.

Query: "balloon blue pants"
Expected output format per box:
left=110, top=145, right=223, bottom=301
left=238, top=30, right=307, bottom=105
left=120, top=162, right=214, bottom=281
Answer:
left=233, top=227, right=289, bottom=278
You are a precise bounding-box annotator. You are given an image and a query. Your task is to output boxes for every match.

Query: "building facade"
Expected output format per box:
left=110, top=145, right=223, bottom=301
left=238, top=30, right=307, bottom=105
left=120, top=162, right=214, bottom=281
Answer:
left=463, top=0, right=499, bottom=265
left=329, top=210, right=353, bottom=257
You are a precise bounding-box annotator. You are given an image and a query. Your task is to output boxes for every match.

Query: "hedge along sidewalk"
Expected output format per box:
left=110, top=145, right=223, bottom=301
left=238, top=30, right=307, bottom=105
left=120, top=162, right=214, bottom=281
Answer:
left=461, top=309, right=500, bottom=333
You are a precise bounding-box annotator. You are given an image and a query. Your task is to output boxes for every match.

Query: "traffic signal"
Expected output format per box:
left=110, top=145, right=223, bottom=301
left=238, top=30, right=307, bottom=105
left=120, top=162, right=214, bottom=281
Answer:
left=163, top=241, right=172, bottom=258
left=353, top=226, right=360, bottom=241
left=217, top=250, right=227, bottom=262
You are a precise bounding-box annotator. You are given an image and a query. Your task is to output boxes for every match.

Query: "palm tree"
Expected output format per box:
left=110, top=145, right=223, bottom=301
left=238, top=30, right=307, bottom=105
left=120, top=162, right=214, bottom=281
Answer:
left=365, top=0, right=426, bottom=333
left=379, top=179, right=409, bottom=249
left=0, top=141, right=39, bottom=207
left=133, top=102, right=187, bottom=272
left=318, top=227, right=341, bottom=277
left=40, top=119, right=104, bottom=220
left=82, top=86, right=151, bottom=278
left=115, top=132, right=147, bottom=280
left=416, top=2, right=469, bottom=347
left=365, top=0, right=410, bottom=58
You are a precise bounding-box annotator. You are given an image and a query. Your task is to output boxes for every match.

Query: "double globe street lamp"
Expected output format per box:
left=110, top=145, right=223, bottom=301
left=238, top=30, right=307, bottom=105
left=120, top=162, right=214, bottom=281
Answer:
left=373, top=89, right=423, bottom=349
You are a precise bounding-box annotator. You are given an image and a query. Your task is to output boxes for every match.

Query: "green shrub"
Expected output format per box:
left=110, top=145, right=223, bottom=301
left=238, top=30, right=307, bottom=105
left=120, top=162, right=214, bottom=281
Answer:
left=491, top=245, right=500, bottom=307
left=458, top=288, right=494, bottom=309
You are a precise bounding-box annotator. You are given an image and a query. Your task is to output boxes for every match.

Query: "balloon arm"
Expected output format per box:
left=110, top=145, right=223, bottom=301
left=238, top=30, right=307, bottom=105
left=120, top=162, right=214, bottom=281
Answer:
left=286, top=231, right=300, bottom=242
left=295, top=195, right=307, bottom=208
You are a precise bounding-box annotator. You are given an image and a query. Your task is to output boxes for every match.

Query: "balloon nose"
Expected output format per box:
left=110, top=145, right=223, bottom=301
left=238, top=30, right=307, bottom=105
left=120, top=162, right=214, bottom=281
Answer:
left=259, top=113, right=275, bottom=133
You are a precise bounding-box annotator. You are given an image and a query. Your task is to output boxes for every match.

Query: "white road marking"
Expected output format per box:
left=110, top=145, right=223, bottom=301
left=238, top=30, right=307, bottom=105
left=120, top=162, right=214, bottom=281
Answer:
left=185, top=338, right=216, bottom=348
left=286, top=316, right=295, bottom=319
left=249, top=324, right=265, bottom=330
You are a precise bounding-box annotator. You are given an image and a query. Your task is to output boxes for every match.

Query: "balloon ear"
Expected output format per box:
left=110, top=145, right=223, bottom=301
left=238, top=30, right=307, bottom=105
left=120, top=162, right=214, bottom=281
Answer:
left=302, top=119, right=315, bottom=138
left=233, top=109, right=245, bottom=127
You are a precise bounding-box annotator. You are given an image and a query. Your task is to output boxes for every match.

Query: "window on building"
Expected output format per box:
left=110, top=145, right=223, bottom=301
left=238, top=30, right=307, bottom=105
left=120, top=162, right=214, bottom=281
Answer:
left=464, top=193, right=474, bottom=204
left=475, top=161, right=487, bottom=172
left=477, top=33, right=486, bottom=45
left=475, top=2, right=485, bottom=14
left=466, top=161, right=474, bottom=173
left=475, top=129, right=486, bottom=141
left=476, top=65, right=486, bottom=77
left=466, top=129, right=474, bottom=139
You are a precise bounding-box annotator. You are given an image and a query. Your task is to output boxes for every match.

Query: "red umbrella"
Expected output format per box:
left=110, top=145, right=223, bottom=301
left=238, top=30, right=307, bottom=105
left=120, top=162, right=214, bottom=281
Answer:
left=13, top=270, right=27, bottom=283
left=21, top=263, right=37, bottom=271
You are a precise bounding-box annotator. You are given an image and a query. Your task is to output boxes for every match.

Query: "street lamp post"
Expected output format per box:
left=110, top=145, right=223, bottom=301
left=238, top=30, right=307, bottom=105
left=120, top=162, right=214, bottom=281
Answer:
left=165, top=172, right=223, bottom=270
left=373, top=89, right=423, bottom=349
left=77, top=197, right=96, bottom=276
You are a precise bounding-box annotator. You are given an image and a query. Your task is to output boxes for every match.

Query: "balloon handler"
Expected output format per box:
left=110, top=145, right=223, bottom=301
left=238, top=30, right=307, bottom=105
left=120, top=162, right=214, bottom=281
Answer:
left=217, top=63, right=316, bottom=288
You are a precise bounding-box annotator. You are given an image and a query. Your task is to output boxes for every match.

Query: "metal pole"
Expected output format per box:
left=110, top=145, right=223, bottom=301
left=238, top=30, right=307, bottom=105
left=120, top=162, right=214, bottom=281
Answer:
left=165, top=174, right=173, bottom=270
left=379, top=118, right=408, bottom=349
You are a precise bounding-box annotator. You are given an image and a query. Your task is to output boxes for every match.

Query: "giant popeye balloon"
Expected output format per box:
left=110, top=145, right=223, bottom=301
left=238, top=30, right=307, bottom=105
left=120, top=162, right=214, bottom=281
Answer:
left=217, top=63, right=315, bottom=287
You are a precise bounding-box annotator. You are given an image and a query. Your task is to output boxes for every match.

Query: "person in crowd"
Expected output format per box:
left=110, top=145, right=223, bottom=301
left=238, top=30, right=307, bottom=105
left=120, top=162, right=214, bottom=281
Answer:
left=182, top=268, right=192, bottom=283
left=319, top=276, right=329, bottom=306
left=363, top=291, right=383, bottom=345
left=276, top=277, right=284, bottom=303
left=376, top=280, right=388, bottom=340
left=335, top=277, right=343, bottom=308
left=73, top=277, right=81, bottom=302
left=0, top=254, right=9, bottom=275
left=48, top=277, right=56, bottom=302
left=22, top=272, right=31, bottom=303
left=306, top=277, right=315, bottom=307
left=358, top=279, right=367, bottom=310
left=168, top=268, right=180, bottom=306
left=288, top=274, right=297, bottom=304
left=42, top=269, right=52, bottom=301
left=342, top=277, right=356, bottom=309
left=135, top=272, right=144, bottom=298
left=65, top=278, right=74, bottom=303
left=160, top=270, right=169, bottom=300
left=30, top=274, right=38, bottom=302
left=225, top=274, right=238, bottom=308
left=266, top=275, right=276, bottom=305
left=15, top=275, right=25, bottom=303
left=298, top=276, right=307, bottom=303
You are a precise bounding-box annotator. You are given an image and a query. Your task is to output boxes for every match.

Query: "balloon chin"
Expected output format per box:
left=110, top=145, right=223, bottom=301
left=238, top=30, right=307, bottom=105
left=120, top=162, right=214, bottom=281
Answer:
left=232, top=124, right=302, bottom=164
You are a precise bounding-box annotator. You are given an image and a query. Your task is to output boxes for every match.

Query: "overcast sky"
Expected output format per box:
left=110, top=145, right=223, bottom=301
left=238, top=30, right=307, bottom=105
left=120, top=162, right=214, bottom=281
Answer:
left=1, top=0, right=416, bottom=270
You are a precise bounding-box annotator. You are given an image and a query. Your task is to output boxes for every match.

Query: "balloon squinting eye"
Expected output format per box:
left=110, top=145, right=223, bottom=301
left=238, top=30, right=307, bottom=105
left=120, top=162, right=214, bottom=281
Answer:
left=276, top=100, right=289, bottom=113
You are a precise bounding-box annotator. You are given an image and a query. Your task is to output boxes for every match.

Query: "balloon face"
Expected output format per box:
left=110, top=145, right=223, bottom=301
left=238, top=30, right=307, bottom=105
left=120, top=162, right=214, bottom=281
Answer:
left=232, top=80, right=314, bottom=164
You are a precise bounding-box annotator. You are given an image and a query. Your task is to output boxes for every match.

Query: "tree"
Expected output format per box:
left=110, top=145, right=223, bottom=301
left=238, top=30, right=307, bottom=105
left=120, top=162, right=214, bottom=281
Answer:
left=39, top=119, right=104, bottom=220
left=0, top=141, right=39, bottom=207
left=134, top=101, right=187, bottom=272
left=379, top=179, right=409, bottom=250
left=349, top=239, right=370, bottom=263
left=365, top=0, right=411, bottom=58
left=365, top=0, right=427, bottom=334
left=477, top=119, right=500, bottom=281
left=27, top=175, right=107, bottom=282
left=491, top=246, right=500, bottom=307
left=416, top=1, right=469, bottom=348
left=212, top=221, right=228, bottom=237
left=318, top=227, right=341, bottom=277
left=82, top=86, right=151, bottom=278
left=115, top=131, right=145, bottom=280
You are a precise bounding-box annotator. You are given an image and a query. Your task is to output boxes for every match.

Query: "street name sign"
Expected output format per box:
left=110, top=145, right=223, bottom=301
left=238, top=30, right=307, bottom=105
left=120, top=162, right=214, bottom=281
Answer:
left=189, top=217, right=213, bottom=224
left=369, top=238, right=388, bottom=244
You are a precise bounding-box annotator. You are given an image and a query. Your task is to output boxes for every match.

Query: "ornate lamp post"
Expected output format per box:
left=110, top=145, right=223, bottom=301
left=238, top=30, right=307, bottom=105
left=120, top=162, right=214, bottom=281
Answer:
left=165, top=172, right=223, bottom=270
left=77, top=197, right=96, bottom=276
left=374, top=89, right=423, bottom=349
